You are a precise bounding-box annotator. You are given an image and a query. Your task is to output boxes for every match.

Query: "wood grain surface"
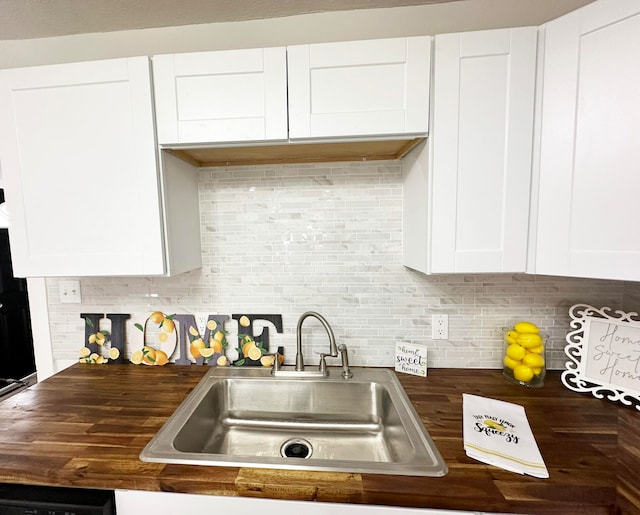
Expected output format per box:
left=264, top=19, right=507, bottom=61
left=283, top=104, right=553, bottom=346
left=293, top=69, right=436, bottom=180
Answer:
left=0, top=364, right=634, bottom=514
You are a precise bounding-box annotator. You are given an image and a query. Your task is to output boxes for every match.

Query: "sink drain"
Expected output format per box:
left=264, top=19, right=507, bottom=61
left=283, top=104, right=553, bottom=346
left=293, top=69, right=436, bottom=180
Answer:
left=280, top=438, right=313, bottom=459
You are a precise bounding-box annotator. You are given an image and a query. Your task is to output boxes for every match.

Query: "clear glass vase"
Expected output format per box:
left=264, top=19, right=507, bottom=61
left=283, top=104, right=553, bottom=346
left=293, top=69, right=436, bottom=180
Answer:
left=502, top=327, right=547, bottom=388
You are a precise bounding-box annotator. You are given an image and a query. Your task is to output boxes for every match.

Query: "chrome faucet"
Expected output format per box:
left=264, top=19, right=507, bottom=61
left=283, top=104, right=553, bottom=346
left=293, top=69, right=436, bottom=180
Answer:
left=273, top=311, right=338, bottom=378
left=296, top=311, right=337, bottom=372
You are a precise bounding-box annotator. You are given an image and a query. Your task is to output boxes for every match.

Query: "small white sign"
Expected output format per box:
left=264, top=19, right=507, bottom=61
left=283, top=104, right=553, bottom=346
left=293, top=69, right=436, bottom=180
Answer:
left=395, top=342, right=427, bottom=377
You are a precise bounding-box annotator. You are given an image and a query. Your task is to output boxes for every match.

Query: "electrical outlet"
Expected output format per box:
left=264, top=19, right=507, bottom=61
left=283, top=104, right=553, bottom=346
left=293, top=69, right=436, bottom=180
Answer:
left=432, top=314, right=449, bottom=340
left=194, top=313, right=209, bottom=332
left=59, top=280, right=81, bottom=304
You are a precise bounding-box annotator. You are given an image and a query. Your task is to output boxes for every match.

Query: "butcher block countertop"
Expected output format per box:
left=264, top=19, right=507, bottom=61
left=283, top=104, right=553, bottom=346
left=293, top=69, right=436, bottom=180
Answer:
left=0, top=364, right=637, bottom=514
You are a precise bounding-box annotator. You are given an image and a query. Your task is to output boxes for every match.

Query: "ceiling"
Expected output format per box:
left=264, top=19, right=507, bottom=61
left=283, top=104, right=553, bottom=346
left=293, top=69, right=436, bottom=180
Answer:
left=0, top=0, right=464, bottom=40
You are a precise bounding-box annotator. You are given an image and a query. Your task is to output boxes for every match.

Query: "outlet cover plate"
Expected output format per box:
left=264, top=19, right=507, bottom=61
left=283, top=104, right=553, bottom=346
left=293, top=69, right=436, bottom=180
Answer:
left=59, top=280, right=81, bottom=304
left=432, top=314, right=448, bottom=340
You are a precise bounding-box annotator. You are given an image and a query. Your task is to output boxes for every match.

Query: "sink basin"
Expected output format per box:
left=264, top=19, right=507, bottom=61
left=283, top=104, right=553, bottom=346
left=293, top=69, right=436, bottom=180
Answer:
left=140, top=367, right=447, bottom=476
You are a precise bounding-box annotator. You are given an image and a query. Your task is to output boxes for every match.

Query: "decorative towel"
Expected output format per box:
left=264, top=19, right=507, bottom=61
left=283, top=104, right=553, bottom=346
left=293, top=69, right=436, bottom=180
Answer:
left=462, top=394, right=549, bottom=478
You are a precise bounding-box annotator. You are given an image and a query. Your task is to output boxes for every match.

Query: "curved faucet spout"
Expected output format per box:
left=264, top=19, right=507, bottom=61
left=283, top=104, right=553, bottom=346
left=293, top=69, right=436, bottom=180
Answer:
left=295, top=311, right=337, bottom=372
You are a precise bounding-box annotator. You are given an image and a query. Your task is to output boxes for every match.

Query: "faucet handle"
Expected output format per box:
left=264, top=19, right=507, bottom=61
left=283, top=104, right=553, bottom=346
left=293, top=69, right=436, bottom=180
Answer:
left=318, top=352, right=330, bottom=373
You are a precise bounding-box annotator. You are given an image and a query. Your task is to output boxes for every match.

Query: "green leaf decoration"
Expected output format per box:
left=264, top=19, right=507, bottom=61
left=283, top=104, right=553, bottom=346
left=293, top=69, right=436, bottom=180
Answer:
left=85, top=318, right=94, bottom=328
left=134, top=323, right=144, bottom=332
left=235, top=359, right=245, bottom=366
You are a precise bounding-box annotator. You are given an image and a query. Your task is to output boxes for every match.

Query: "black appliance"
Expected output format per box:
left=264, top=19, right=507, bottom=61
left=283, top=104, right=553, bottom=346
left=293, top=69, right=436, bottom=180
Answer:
left=0, top=190, right=37, bottom=400
left=0, top=483, right=115, bottom=514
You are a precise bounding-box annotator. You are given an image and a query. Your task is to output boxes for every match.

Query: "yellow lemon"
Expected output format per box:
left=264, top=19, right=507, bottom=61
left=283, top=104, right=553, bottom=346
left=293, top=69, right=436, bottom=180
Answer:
left=211, top=339, right=223, bottom=354
left=108, top=347, right=120, bottom=360
left=206, top=319, right=218, bottom=331
left=89, top=353, right=99, bottom=362
left=514, top=321, right=540, bottom=334
left=216, top=355, right=228, bottom=366
left=523, top=353, right=545, bottom=369
left=504, top=330, right=519, bottom=345
left=213, top=331, right=225, bottom=342
left=130, top=350, right=144, bottom=365
left=239, top=315, right=250, bottom=327
left=484, top=420, right=506, bottom=432
left=506, top=344, right=526, bottom=361
left=242, top=341, right=256, bottom=358
left=154, top=349, right=169, bottom=366
left=79, top=346, right=91, bottom=358
left=529, top=344, right=545, bottom=354
left=503, top=356, right=521, bottom=370
left=162, top=318, right=175, bottom=333
left=141, top=346, right=157, bottom=365
left=517, top=333, right=543, bottom=348
left=200, top=347, right=215, bottom=358
left=532, top=367, right=543, bottom=375
left=260, top=355, right=276, bottom=367
left=88, top=333, right=97, bottom=344
left=158, top=332, right=168, bottom=343
left=190, top=338, right=205, bottom=358
left=149, top=311, right=165, bottom=324
left=188, top=325, right=199, bottom=337
left=248, top=346, right=263, bottom=361
left=513, top=365, right=534, bottom=382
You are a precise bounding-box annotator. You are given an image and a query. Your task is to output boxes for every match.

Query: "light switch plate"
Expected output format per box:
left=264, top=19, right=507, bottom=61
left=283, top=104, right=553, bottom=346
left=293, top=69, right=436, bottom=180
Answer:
left=59, top=280, right=81, bottom=304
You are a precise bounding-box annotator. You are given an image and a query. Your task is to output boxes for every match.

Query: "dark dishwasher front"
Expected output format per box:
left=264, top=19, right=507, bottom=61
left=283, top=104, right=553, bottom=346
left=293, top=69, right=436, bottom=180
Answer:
left=0, top=483, right=115, bottom=514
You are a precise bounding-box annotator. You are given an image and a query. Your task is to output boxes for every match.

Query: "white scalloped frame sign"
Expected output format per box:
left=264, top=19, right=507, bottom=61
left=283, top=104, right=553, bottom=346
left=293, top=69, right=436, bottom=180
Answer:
left=562, top=304, right=640, bottom=410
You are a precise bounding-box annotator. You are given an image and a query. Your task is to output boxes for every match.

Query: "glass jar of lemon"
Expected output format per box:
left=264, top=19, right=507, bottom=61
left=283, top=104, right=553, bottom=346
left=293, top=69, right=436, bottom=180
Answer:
left=502, top=321, right=547, bottom=388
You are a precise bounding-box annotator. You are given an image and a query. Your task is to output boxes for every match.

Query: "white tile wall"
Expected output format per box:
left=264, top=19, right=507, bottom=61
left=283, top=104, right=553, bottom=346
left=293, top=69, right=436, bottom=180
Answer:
left=45, top=161, right=637, bottom=370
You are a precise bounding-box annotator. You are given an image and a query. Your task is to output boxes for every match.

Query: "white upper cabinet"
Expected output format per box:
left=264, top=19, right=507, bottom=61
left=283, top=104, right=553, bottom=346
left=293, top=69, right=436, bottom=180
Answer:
left=0, top=57, right=201, bottom=277
left=403, top=27, right=537, bottom=274
left=533, top=0, right=640, bottom=281
left=287, top=37, right=431, bottom=140
left=153, top=48, right=288, bottom=145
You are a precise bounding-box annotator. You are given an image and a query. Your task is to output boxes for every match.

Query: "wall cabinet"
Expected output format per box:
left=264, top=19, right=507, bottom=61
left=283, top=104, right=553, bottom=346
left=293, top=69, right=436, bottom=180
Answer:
left=403, top=27, right=537, bottom=274
left=0, top=57, right=201, bottom=277
left=154, top=38, right=432, bottom=147
left=153, top=48, right=288, bottom=145
left=532, top=0, right=640, bottom=281
left=288, top=37, right=431, bottom=140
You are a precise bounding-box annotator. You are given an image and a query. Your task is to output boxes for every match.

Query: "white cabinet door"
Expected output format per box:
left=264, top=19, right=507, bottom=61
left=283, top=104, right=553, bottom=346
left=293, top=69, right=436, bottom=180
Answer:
left=115, top=490, right=479, bottom=515
left=534, top=0, right=640, bottom=281
left=153, top=47, right=287, bottom=145
left=288, top=37, right=431, bottom=140
left=0, top=57, right=182, bottom=277
left=403, top=27, right=537, bottom=274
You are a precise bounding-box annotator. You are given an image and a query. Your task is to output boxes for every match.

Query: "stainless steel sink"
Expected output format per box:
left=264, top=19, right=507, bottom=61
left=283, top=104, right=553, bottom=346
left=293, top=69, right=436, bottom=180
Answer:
left=140, top=367, right=447, bottom=476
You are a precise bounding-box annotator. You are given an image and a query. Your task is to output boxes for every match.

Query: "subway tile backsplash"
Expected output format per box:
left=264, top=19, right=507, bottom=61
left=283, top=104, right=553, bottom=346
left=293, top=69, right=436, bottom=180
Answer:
left=46, top=160, right=636, bottom=370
